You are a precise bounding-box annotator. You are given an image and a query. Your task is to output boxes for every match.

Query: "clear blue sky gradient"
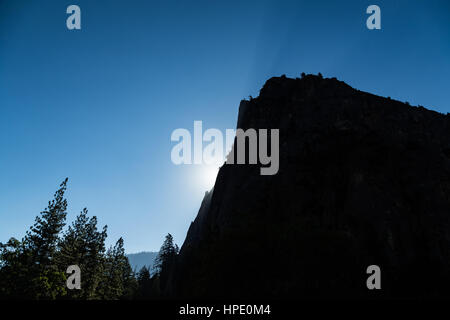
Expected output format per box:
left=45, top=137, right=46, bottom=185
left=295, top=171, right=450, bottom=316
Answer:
left=1, top=0, right=449, bottom=252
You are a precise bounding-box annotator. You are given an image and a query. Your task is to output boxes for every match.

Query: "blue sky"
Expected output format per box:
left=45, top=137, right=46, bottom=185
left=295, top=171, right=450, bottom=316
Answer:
left=0, top=0, right=449, bottom=252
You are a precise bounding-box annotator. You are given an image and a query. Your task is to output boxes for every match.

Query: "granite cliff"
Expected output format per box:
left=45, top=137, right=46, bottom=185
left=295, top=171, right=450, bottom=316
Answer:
left=166, top=74, right=450, bottom=299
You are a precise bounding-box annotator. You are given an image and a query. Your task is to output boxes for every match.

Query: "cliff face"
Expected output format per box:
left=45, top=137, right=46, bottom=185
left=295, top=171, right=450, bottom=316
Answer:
left=169, top=75, right=450, bottom=298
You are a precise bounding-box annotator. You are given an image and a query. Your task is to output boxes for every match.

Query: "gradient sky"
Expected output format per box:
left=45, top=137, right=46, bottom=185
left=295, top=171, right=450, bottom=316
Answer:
left=1, top=0, right=449, bottom=252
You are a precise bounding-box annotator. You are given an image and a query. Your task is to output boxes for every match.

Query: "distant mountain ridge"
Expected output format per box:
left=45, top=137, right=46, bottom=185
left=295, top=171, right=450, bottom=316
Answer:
left=126, top=251, right=157, bottom=272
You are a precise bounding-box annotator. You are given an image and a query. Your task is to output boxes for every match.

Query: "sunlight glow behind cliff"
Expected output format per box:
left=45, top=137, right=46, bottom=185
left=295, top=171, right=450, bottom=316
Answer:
left=197, top=165, right=220, bottom=191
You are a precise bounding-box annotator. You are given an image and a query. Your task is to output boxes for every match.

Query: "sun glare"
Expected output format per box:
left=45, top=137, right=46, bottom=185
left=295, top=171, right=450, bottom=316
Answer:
left=198, top=165, right=220, bottom=191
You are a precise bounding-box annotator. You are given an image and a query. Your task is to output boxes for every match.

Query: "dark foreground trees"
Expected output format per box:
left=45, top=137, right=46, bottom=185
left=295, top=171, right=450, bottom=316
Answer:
left=153, top=233, right=179, bottom=276
left=0, top=179, right=69, bottom=299
left=0, top=179, right=136, bottom=300
left=56, top=208, right=108, bottom=299
left=0, top=179, right=179, bottom=300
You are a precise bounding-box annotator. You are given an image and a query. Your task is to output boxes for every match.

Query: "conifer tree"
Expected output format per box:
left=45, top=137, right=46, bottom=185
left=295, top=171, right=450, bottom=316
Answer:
left=24, top=178, right=69, bottom=299
left=24, top=178, right=68, bottom=265
left=0, top=238, right=30, bottom=298
left=136, top=266, right=152, bottom=299
left=153, top=233, right=179, bottom=276
left=0, top=179, right=70, bottom=299
left=99, top=237, right=136, bottom=299
left=56, top=208, right=108, bottom=299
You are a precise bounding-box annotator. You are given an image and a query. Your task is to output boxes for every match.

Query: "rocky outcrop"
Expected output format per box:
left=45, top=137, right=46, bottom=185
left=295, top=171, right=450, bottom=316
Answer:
left=169, top=74, right=450, bottom=299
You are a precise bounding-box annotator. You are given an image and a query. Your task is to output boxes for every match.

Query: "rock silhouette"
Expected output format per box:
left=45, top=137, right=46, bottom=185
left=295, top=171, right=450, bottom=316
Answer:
left=167, top=74, right=450, bottom=299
